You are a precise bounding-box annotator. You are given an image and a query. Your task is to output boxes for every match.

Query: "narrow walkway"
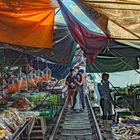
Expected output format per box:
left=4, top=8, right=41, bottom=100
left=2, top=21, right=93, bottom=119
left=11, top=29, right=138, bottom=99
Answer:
left=55, top=102, right=100, bottom=140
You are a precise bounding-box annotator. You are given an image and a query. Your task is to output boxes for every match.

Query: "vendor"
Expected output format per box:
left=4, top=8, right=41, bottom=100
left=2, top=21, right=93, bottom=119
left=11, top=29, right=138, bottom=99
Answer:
left=98, top=72, right=116, bottom=130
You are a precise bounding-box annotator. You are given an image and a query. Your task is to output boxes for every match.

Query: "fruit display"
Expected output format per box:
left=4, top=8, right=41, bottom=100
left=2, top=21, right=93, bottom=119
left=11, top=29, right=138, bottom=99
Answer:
left=0, top=94, right=12, bottom=105
left=47, top=94, right=61, bottom=105
left=0, top=129, right=7, bottom=140
left=27, top=92, right=48, bottom=103
left=0, top=77, right=65, bottom=138
left=112, top=123, right=140, bottom=140
left=11, top=95, right=34, bottom=110
left=0, top=98, right=7, bottom=105
left=37, top=81, right=50, bottom=88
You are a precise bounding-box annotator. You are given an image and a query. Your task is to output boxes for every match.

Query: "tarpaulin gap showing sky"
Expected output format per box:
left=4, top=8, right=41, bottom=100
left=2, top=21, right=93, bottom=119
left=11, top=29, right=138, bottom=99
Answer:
left=55, top=0, right=102, bottom=34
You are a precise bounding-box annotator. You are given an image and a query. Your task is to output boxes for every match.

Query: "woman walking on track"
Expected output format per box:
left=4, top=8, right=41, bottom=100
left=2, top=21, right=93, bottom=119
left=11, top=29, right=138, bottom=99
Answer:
left=73, top=72, right=85, bottom=111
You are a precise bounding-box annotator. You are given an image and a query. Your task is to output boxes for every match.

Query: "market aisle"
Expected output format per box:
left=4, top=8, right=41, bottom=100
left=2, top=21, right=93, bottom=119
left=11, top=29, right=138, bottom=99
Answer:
left=54, top=100, right=101, bottom=140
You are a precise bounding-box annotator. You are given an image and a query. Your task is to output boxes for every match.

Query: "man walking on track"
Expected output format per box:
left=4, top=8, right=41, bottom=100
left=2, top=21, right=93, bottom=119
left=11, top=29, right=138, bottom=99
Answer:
left=65, top=69, right=76, bottom=109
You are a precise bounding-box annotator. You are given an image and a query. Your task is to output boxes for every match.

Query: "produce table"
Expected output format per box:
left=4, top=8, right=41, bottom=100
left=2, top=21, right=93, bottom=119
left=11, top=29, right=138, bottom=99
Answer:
left=111, top=122, right=140, bottom=140
left=0, top=79, right=67, bottom=139
left=111, top=107, right=140, bottom=140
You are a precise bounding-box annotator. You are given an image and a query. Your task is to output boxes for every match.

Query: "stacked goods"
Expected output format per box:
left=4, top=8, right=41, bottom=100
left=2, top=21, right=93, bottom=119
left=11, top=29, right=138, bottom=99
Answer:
left=8, top=84, right=18, bottom=93
left=27, top=92, right=48, bottom=103
left=17, top=80, right=26, bottom=90
left=0, top=109, right=39, bottom=139
left=0, top=109, right=25, bottom=138
left=0, top=129, right=7, bottom=140
left=0, top=94, right=12, bottom=105
left=28, top=79, right=36, bottom=88
left=19, top=111, right=39, bottom=119
left=0, top=94, right=12, bottom=109
left=37, top=81, right=51, bottom=91
left=0, top=98, right=7, bottom=105
left=119, top=115, right=140, bottom=123
left=112, top=123, right=140, bottom=140
left=11, top=95, right=34, bottom=110
left=47, top=94, right=61, bottom=105
left=28, top=92, right=61, bottom=105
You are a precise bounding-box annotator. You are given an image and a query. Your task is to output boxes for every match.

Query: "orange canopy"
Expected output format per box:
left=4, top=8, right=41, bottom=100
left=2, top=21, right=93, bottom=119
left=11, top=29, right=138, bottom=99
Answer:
left=0, top=0, right=58, bottom=48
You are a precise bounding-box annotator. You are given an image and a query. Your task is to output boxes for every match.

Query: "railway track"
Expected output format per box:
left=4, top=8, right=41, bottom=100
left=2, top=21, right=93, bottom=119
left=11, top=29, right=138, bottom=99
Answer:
left=49, top=95, right=103, bottom=140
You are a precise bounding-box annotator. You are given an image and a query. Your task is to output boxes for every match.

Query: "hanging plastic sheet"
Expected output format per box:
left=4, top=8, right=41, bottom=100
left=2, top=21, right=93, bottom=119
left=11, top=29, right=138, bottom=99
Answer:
left=99, top=40, right=140, bottom=57
left=74, top=0, right=140, bottom=40
left=59, top=0, right=108, bottom=63
left=47, top=62, right=68, bottom=79
left=86, top=56, right=139, bottom=73
left=29, top=51, right=82, bottom=79
left=0, top=49, right=27, bottom=66
left=0, top=23, right=76, bottom=66
left=0, top=0, right=58, bottom=48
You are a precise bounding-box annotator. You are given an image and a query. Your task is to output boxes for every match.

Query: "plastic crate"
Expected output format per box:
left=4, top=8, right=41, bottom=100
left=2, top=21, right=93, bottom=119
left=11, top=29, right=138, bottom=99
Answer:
left=39, top=109, right=53, bottom=118
left=31, top=109, right=53, bottom=118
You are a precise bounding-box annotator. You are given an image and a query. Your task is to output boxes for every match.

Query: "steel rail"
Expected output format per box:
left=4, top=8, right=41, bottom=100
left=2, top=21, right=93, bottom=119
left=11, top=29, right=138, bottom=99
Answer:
left=49, top=93, right=103, bottom=140
left=49, top=96, right=68, bottom=140
left=86, top=94, right=103, bottom=140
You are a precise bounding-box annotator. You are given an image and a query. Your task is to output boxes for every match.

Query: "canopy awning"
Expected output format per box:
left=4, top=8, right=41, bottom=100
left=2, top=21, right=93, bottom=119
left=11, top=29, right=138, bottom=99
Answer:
left=0, top=0, right=58, bottom=48
left=99, top=40, right=140, bottom=57
left=86, top=56, right=139, bottom=73
left=0, top=23, right=77, bottom=66
left=74, top=0, right=140, bottom=40
left=59, top=0, right=108, bottom=63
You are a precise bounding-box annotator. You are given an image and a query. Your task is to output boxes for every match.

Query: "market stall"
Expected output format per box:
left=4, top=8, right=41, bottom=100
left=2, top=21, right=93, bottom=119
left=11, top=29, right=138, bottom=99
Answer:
left=108, top=85, right=140, bottom=140
left=0, top=64, right=67, bottom=140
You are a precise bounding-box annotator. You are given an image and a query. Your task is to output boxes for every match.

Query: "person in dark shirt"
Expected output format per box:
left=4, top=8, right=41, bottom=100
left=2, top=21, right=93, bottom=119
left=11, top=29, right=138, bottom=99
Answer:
left=65, top=69, right=76, bottom=108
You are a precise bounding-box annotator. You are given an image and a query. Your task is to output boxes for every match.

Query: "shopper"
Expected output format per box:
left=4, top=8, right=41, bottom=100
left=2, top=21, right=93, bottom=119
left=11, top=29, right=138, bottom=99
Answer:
left=79, top=69, right=88, bottom=95
left=65, top=69, right=76, bottom=108
left=72, top=72, right=85, bottom=111
left=98, top=72, right=116, bottom=131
